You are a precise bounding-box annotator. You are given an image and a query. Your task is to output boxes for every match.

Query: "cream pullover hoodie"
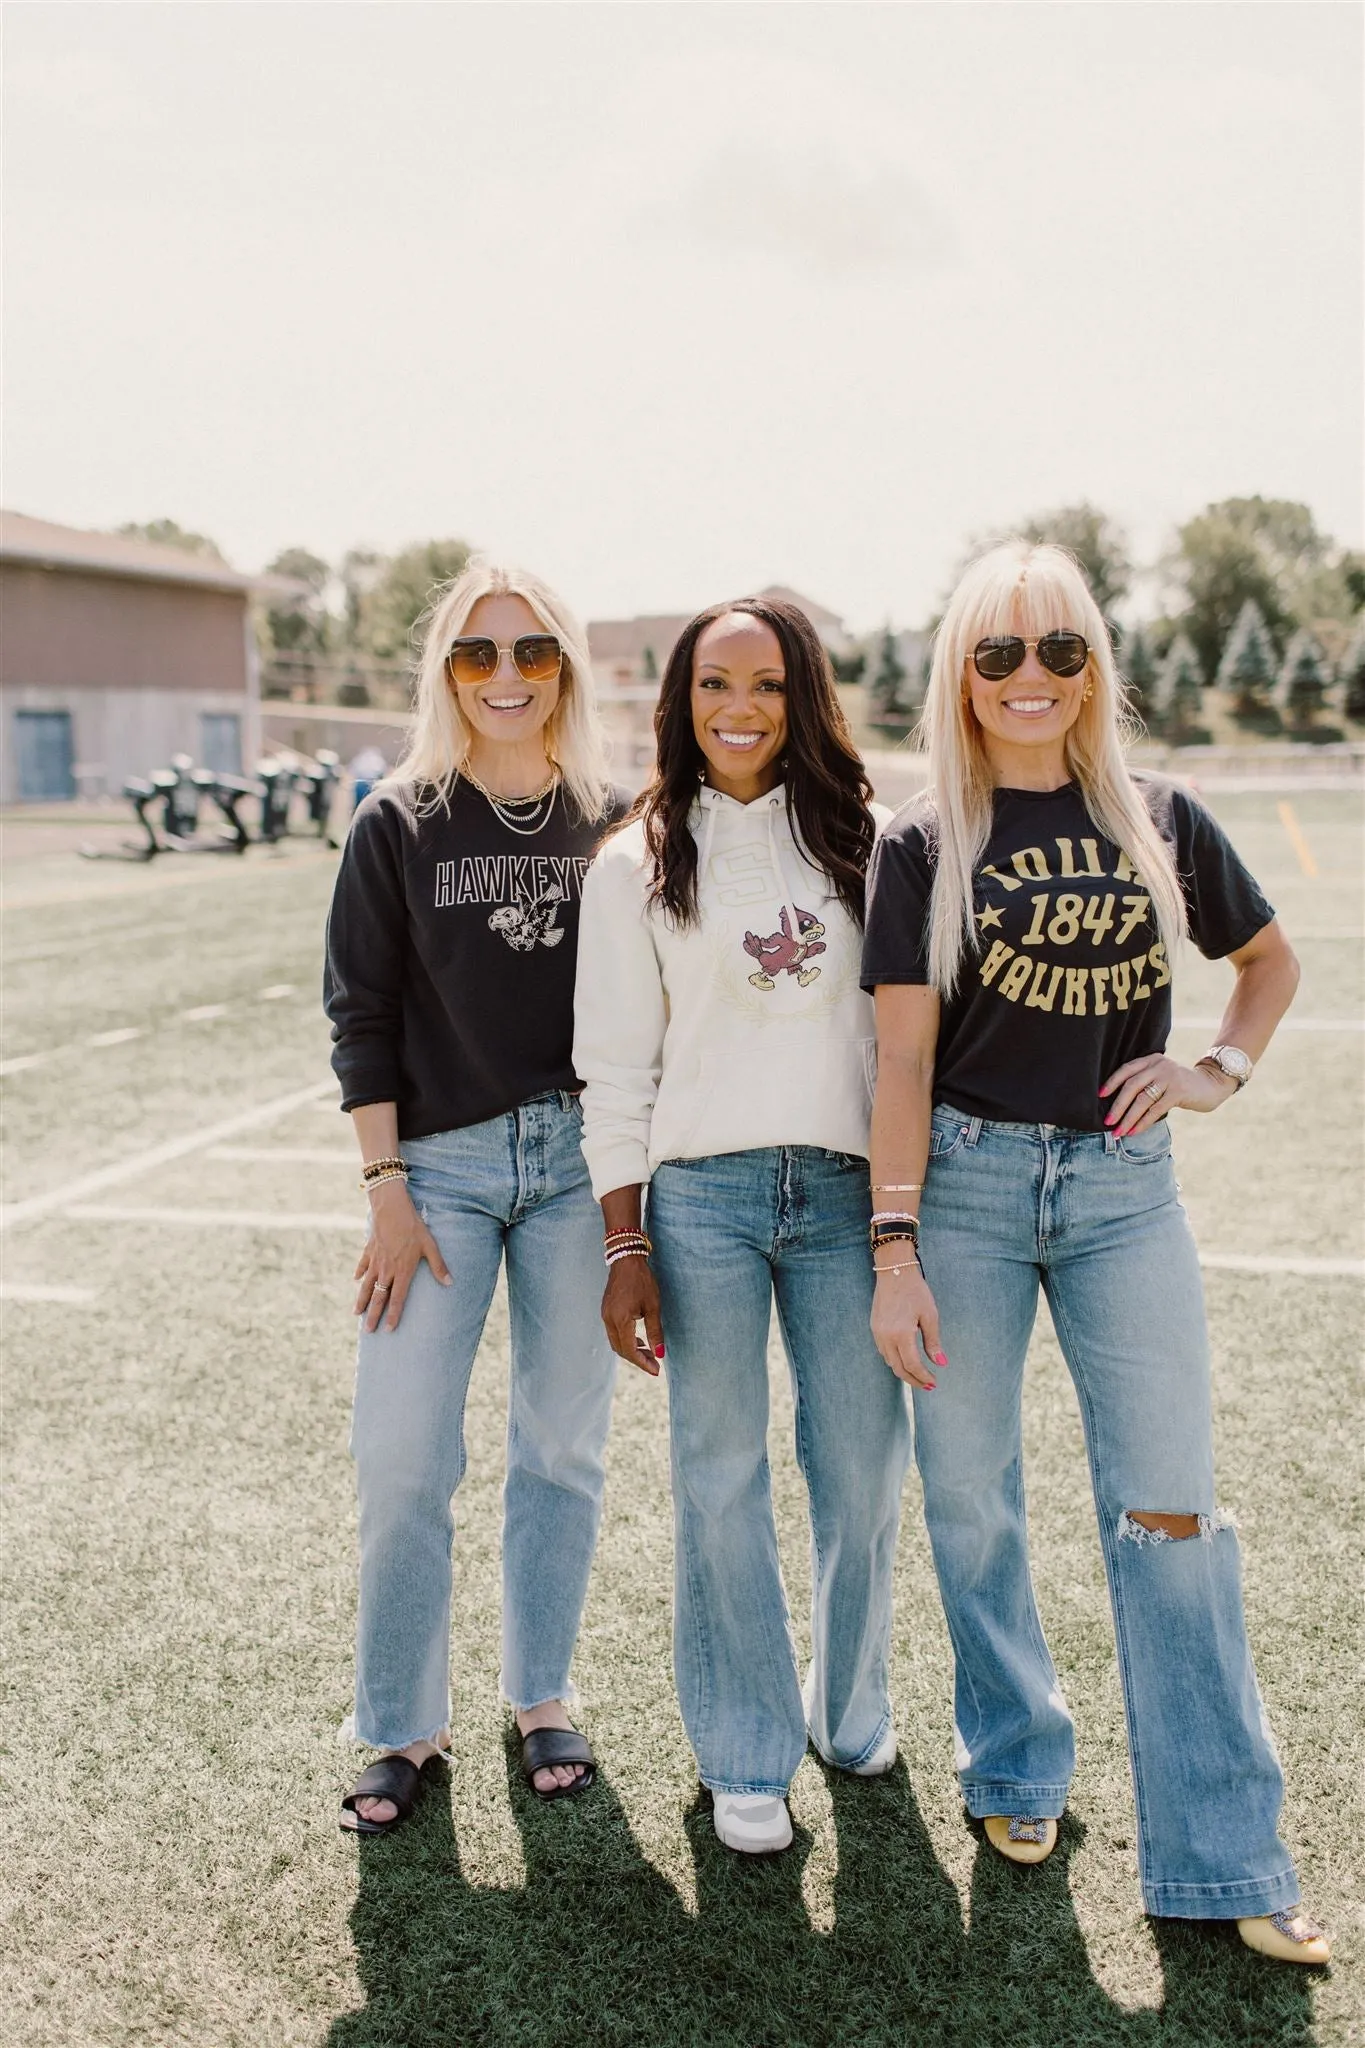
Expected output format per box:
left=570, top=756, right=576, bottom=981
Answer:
left=574, top=785, right=883, bottom=1198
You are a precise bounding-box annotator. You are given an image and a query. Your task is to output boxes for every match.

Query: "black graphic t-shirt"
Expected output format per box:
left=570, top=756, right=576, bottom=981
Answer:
left=861, top=777, right=1274, bottom=1130
left=325, top=777, right=631, bottom=1138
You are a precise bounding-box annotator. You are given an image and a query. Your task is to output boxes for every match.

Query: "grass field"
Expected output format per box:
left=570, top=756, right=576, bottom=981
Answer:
left=1, top=785, right=1361, bottom=2048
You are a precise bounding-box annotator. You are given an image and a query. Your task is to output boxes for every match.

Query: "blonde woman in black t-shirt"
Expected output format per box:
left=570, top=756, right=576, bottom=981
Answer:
left=862, top=542, right=1329, bottom=1964
left=325, top=559, right=628, bottom=1833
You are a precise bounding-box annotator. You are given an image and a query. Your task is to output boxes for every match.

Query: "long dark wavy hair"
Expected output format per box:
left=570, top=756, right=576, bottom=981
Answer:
left=628, top=596, right=875, bottom=928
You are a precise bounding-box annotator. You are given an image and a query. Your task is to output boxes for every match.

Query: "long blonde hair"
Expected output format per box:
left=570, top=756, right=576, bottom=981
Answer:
left=918, top=541, right=1186, bottom=996
left=387, top=556, right=613, bottom=821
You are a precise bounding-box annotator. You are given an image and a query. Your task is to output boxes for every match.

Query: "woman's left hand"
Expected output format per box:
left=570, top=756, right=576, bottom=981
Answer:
left=1100, top=1052, right=1235, bottom=1136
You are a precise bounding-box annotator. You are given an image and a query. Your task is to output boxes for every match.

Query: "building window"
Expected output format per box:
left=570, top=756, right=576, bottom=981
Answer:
left=200, top=713, right=242, bottom=775
left=14, top=710, right=76, bottom=800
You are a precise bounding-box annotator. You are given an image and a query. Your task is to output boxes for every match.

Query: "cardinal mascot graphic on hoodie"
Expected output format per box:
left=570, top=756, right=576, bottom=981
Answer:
left=742, top=906, right=827, bottom=990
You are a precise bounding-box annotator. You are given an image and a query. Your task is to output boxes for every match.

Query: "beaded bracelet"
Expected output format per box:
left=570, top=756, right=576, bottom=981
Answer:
left=361, top=1167, right=409, bottom=1193
left=361, top=1155, right=407, bottom=1182
left=605, top=1246, right=651, bottom=1267
left=874, top=1253, right=926, bottom=1278
left=870, top=1210, right=919, bottom=1226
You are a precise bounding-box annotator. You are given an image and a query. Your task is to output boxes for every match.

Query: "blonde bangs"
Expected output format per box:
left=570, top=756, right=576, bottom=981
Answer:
left=917, top=541, right=1186, bottom=998
left=385, top=556, right=613, bottom=823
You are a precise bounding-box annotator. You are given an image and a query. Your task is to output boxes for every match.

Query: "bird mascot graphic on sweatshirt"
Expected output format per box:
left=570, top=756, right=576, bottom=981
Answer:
left=742, top=906, right=827, bottom=990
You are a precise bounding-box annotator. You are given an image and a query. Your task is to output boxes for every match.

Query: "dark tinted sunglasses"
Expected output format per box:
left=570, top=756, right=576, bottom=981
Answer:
left=972, top=632, right=1090, bottom=682
left=446, top=633, right=563, bottom=688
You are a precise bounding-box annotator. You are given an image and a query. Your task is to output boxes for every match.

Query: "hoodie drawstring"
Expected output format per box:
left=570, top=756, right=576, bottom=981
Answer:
left=766, top=793, right=804, bottom=944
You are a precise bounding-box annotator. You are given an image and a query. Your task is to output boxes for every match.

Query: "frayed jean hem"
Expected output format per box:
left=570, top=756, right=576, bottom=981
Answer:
left=1144, top=1868, right=1301, bottom=1921
left=704, top=1779, right=793, bottom=1799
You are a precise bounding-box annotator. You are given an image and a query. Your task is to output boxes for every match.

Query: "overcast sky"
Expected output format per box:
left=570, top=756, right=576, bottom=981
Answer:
left=5, top=2, right=1361, bottom=629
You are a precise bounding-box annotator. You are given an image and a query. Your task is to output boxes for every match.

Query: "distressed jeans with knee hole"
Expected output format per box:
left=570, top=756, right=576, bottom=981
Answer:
left=349, top=1093, right=616, bottom=1750
left=913, top=1104, right=1300, bottom=1920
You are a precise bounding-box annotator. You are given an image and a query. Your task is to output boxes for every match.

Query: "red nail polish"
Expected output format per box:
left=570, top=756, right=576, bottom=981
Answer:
left=923, top=1381, right=937, bottom=1392
left=655, top=1344, right=666, bottom=1358
left=934, top=1351, right=948, bottom=1367
left=1104, top=1114, right=1116, bottom=1127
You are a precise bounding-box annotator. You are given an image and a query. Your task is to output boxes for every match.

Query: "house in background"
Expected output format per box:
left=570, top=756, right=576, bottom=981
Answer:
left=0, top=511, right=286, bottom=802
left=589, top=585, right=855, bottom=770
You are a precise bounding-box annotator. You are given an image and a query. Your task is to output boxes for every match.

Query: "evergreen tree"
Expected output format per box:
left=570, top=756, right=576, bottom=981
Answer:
left=1341, top=627, right=1365, bottom=722
left=641, top=644, right=658, bottom=682
left=1154, top=632, right=1204, bottom=737
left=1274, top=630, right=1330, bottom=732
left=263, top=546, right=333, bottom=657
left=1118, top=622, right=1158, bottom=722
left=869, top=628, right=908, bottom=719
left=1215, top=597, right=1277, bottom=721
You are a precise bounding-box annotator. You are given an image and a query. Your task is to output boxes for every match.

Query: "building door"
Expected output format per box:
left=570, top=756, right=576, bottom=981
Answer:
left=14, top=710, right=76, bottom=800
left=200, top=713, right=242, bottom=775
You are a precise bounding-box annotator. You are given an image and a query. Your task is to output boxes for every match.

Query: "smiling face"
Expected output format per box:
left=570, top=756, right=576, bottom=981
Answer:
left=450, top=592, right=562, bottom=752
left=691, top=612, right=789, bottom=803
left=964, top=616, right=1091, bottom=787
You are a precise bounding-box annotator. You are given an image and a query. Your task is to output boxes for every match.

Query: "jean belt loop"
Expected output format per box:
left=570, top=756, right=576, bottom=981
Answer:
left=965, top=1116, right=984, bottom=1148
left=1103, top=1124, right=1119, bottom=1155
left=559, top=1089, right=574, bottom=1113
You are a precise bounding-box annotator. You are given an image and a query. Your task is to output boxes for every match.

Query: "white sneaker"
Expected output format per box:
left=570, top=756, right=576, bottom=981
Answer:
left=802, top=1674, right=897, bottom=1776
left=846, top=1724, right=898, bottom=1777
left=712, top=1792, right=794, bottom=1855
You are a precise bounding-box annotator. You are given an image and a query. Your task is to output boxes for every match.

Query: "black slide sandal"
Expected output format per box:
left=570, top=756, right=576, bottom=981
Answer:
left=520, top=1727, right=596, bottom=1802
left=340, top=1752, right=443, bottom=1835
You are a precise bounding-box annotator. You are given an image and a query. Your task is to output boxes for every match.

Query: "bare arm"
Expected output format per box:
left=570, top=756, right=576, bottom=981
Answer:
left=869, top=985, right=945, bottom=1391
left=598, top=1184, right=663, bottom=1378
left=1101, top=918, right=1300, bottom=1134
left=350, top=1101, right=451, bottom=1333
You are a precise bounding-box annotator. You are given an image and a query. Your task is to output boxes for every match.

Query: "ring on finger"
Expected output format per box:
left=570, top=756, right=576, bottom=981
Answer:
left=1144, top=1081, right=1164, bottom=1100
left=373, top=1279, right=391, bottom=1294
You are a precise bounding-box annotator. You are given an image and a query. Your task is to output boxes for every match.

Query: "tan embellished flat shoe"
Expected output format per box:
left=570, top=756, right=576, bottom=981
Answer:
left=983, top=1814, right=1058, bottom=1866
left=1237, top=1909, right=1331, bottom=1965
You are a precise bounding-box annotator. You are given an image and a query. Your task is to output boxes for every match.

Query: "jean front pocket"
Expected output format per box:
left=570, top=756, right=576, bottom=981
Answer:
left=1116, top=1119, right=1173, bottom=1165
left=929, top=1115, right=971, bottom=1163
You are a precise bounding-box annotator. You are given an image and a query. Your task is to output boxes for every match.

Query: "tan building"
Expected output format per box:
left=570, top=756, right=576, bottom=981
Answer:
left=0, top=511, right=285, bottom=802
left=589, top=585, right=853, bottom=772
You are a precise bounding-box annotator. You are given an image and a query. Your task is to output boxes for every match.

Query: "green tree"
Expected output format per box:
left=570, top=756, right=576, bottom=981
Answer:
left=117, top=517, right=224, bottom=560
left=641, top=645, right=658, bottom=682
left=868, top=628, right=908, bottom=720
left=351, top=540, right=471, bottom=661
left=1163, top=497, right=1341, bottom=680
left=1341, top=627, right=1365, bottom=722
left=1274, top=630, right=1330, bottom=732
left=1117, top=622, right=1158, bottom=723
left=1214, top=597, right=1277, bottom=721
left=829, top=646, right=867, bottom=686
left=340, top=549, right=386, bottom=648
left=262, top=546, right=333, bottom=657
left=1154, top=631, right=1205, bottom=738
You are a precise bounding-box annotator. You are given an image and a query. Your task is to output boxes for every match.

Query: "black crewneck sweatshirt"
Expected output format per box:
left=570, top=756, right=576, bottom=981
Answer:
left=324, top=778, right=631, bottom=1138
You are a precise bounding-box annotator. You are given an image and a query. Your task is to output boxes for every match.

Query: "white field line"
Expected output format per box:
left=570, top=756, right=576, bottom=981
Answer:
left=0, top=1078, right=336, bottom=1232
left=258, top=984, right=296, bottom=1000
left=206, top=1145, right=355, bottom=1165
left=64, top=1205, right=362, bottom=1232
left=0, top=1050, right=64, bottom=1075
left=88, top=1027, right=144, bottom=1048
left=1201, top=1253, right=1364, bottom=1278
left=179, top=1004, right=229, bottom=1023
left=4, top=920, right=186, bottom=964
left=0, top=988, right=305, bottom=1077
left=0, top=1281, right=98, bottom=1303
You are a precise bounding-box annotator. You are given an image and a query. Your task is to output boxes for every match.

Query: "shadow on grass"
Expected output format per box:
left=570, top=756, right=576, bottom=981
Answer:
left=327, top=1743, right=1320, bottom=2048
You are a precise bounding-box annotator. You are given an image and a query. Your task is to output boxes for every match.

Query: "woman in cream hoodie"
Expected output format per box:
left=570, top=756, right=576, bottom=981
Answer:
left=574, top=597, right=913, bottom=1855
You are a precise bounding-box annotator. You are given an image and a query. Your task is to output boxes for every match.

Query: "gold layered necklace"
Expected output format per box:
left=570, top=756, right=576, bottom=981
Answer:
left=462, top=763, right=560, bottom=837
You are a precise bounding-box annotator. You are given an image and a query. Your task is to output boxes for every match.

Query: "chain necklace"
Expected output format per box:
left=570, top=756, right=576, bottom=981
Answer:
left=461, top=764, right=560, bottom=837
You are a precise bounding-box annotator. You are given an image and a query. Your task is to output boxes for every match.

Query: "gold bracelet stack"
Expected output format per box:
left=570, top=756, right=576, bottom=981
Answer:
left=604, top=1228, right=652, bottom=1268
left=360, top=1155, right=409, bottom=1194
left=870, top=1208, right=924, bottom=1278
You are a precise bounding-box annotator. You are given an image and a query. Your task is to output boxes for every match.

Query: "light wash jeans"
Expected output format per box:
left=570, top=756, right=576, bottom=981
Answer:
left=349, top=1093, right=616, bottom=1749
left=913, top=1102, right=1300, bottom=1920
left=648, top=1147, right=912, bottom=1797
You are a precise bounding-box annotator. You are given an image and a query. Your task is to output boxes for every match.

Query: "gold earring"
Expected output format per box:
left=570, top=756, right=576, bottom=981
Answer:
left=1083, top=682, right=1094, bottom=701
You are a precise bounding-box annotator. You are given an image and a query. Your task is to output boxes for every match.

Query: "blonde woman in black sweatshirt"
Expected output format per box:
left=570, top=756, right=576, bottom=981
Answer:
left=325, top=558, right=628, bottom=1833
